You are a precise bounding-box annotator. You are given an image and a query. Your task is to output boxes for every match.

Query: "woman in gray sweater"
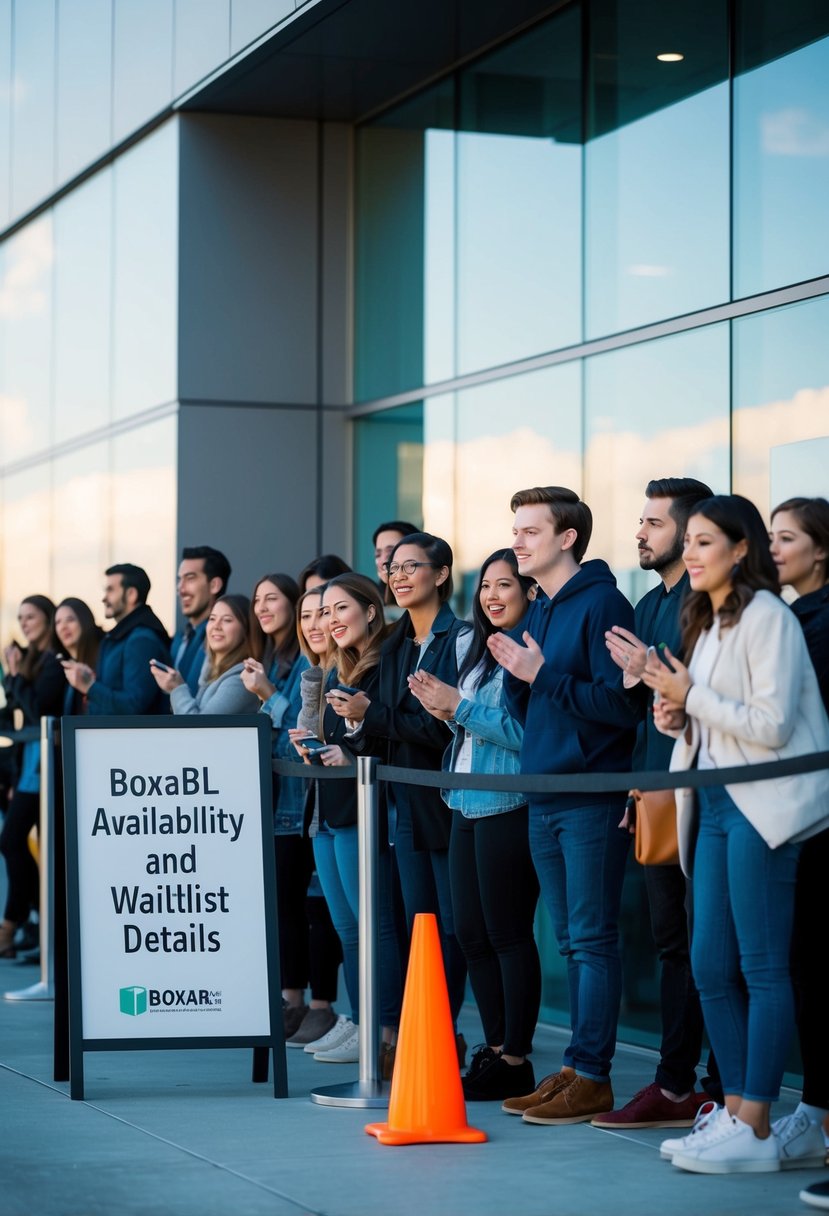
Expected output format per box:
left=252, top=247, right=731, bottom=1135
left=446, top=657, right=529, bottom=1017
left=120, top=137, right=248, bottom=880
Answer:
left=150, top=594, right=259, bottom=716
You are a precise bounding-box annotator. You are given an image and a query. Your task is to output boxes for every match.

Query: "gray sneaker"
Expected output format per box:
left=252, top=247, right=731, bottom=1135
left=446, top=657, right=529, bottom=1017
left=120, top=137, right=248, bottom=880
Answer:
left=314, top=1023, right=360, bottom=1063
left=773, top=1111, right=827, bottom=1170
left=303, top=1014, right=355, bottom=1055
left=285, top=1005, right=337, bottom=1048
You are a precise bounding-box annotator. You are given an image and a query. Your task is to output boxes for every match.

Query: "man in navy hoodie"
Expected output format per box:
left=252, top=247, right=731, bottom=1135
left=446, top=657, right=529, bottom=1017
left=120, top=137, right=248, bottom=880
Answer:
left=63, top=564, right=171, bottom=715
left=490, top=485, right=637, bottom=1126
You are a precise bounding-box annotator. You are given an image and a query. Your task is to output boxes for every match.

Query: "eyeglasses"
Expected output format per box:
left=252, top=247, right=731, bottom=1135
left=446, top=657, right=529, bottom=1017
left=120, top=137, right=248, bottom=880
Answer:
left=383, top=560, right=438, bottom=577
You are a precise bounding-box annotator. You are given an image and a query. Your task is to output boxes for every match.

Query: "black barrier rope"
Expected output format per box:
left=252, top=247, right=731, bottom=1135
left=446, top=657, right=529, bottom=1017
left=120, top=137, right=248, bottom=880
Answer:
left=273, top=750, right=829, bottom=793
left=273, top=758, right=355, bottom=780
left=0, top=726, right=41, bottom=744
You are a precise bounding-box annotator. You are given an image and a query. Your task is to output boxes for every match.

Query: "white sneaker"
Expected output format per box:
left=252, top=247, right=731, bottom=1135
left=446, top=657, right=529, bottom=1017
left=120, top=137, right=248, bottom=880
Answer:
left=773, top=1111, right=828, bottom=1170
left=660, top=1101, right=724, bottom=1160
left=672, top=1115, right=781, bottom=1174
left=314, top=1024, right=360, bottom=1063
left=303, top=1014, right=355, bottom=1055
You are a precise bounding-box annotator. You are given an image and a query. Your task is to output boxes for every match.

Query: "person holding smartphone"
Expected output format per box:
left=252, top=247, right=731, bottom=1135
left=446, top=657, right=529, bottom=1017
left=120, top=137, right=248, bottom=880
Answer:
left=295, top=573, right=403, bottom=1068
left=643, top=494, right=829, bottom=1175
left=149, top=595, right=259, bottom=716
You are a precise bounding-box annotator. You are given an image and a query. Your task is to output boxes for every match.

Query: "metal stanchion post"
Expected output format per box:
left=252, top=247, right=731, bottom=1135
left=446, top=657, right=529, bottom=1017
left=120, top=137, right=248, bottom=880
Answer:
left=311, top=755, right=389, bottom=1108
left=4, top=717, right=55, bottom=1002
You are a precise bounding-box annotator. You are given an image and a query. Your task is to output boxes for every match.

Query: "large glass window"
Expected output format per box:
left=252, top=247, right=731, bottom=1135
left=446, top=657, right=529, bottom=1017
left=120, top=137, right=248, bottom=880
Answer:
left=10, top=0, right=56, bottom=217
left=174, top=0, right=230, bottom=95
left=0, top=1, right=11, bottom=229
left=0, top=216, right=54, bottom=463
left=733, top=296, right=829, bottom=521
left=53, top=171, right=113, bottom=444
left=455, top=10, right=582, bottom=373
left=52, top=441, right=110, bottom=609
left=112, top=0, right=174, bottom=144
left=734, top=8, right=829, bottom=297
left=0, top=464, right=51, bottom=643
left=56, top=0, right=113, bottom=185
left=110, top=417, right=177, bottom=634
left=584, top=324, right=731, bottom=603
left=353, top=403, right=424, bottom=577
left=112, top=121, right=178, bottom=421
left=585, top=0, right=729, bottom=337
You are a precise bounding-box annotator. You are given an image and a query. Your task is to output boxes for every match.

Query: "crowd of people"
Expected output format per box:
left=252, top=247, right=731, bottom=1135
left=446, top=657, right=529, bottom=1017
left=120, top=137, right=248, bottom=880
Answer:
left=1, top=483, right=828, bottom=1196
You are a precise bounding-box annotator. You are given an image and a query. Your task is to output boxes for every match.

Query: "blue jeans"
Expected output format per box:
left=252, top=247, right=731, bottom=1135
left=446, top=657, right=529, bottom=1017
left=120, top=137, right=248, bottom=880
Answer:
left=692, top=785, right=800, bottom=1103
left=393, top=805, right=467, bottom=1024
left=312, top=825, right=403, bottom=1028
left=529, top=799, right=630, bottom=1082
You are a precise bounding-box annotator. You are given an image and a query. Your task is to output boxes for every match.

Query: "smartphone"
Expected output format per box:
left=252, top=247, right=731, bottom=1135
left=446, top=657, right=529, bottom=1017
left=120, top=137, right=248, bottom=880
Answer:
left=151, top=659, right=171, bottom=672
left=332, top=684, right=360, bottom=696
left=301, top=737, right=329, bottom=765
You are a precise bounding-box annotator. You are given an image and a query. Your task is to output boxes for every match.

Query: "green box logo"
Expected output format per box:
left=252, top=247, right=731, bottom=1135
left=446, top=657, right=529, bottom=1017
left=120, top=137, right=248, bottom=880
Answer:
left=120, top=986, right=147, bottom=1015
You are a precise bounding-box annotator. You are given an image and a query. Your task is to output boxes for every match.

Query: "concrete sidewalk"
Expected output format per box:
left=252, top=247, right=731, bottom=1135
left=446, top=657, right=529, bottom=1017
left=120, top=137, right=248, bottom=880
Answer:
left=1, top=955, right=822, bottom=1216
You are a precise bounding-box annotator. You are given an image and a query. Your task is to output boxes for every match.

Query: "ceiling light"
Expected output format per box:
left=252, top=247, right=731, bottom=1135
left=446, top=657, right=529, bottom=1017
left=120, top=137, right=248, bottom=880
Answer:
left=657, top=52, right=684, bottom=62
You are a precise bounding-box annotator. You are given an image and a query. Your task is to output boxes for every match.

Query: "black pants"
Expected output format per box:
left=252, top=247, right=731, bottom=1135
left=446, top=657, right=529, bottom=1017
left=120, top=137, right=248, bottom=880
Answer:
left=0, top=790, right=40, bottom=924
left=644, top=862, right=720, bottom=1099
left=274, top=834, right=341, bottom=1001
left=448, top=806, right=540, bottom=1058
left=792, top=826, right=829, bottom=1110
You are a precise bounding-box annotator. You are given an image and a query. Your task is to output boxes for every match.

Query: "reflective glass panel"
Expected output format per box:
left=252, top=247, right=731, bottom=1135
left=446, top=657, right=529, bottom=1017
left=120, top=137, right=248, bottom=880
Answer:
left=110, top=416, right=177, bottom=634
left=112, top=0, right=174, bottom=144
left=112, top=121, right=178, bottom=421
left=353, top=402, right=424, bottom=577
left=230, top=0, right=293, bottom=56
left=584, top=324, right=730, bottom=604
left=11, top=0, right=56, bottom=217
left=733, top=297, right=829, bottom=522
left=455, top=9, right=582, bottom=373
left=0, top=463, right=51, bottom=644
left=0, top=215, right=54, bottom=462
left=174, top=0, right=230, bottom=94
left=586, top=0, right=729, bottom=337
left=56, top=0, right=113, bottom=184
left=734, top=23, right=829, bottom=296
left=0, top=1, right=11, bottom=228
left=446, top=364, right=583, bottom=596
left=53, top=170, right=113, bottom=444
left=52, top=441, right=110, bottom=609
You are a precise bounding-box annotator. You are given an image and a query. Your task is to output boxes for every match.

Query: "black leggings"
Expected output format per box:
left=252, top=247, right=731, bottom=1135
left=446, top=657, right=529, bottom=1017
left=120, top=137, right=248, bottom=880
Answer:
left=448, top=805, right=541, bottom=1058
left=791, top=826, right=829, bottom=1110
left=274, top=834, right=341, bottom=1001
left=0, top=790, right=40, bottom=924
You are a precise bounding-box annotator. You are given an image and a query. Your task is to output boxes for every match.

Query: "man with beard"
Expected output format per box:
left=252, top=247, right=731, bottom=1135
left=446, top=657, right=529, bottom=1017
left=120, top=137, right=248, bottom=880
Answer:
left=172, top=547, right=231, bottom=693
left=599, top=477, right=720, bottom=1130
left=63, top=564, right=171, bottom=715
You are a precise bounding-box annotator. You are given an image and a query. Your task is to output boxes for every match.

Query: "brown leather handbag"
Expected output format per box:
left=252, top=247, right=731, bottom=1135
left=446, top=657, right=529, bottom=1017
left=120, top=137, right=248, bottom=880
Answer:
left=632, top=788, right=679, bottom=866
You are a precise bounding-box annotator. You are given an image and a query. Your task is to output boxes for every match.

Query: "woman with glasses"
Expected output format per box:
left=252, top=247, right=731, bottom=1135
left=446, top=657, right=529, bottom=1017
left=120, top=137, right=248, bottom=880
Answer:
left=328, top=533, right=470, bottom=1059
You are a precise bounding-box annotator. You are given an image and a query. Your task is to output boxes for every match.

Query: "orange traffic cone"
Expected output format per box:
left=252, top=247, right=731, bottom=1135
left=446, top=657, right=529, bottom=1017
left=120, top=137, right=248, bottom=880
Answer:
left=365, top=912, right=487, bottom=1146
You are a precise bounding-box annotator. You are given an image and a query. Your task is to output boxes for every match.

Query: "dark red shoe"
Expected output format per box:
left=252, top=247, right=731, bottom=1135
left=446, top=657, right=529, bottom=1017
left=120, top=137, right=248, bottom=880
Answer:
left=591, top=1082, right=708, bottom=1128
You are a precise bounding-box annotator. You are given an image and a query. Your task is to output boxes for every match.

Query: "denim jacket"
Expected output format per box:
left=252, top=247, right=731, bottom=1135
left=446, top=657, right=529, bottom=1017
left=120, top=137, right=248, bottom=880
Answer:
left=260, top=652, right=309, bottom=834
left=442, top=662, right=525, bottom=818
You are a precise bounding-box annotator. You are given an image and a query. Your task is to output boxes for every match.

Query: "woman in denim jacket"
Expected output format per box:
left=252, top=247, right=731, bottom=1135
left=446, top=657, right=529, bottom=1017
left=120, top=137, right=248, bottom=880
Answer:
left=409, top=550, right=541, bottom=1102
left=241, top=573, right=339, bottom=1044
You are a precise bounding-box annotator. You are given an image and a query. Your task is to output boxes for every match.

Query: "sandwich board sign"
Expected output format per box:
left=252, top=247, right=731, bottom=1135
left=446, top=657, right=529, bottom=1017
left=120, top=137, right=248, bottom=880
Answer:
left=62, top=715, right=286, bottom=1098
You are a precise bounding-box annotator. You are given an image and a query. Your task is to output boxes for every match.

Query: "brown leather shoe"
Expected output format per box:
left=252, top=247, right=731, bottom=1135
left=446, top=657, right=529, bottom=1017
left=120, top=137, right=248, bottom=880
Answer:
left=501, top=1065, right=576, bottom=1116
left=523, top=1074, right=613, bottom=1124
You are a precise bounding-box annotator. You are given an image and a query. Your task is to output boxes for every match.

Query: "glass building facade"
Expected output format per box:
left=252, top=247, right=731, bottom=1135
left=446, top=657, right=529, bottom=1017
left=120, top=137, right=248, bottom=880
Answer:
left=2, top=0, right=828, bottom=1049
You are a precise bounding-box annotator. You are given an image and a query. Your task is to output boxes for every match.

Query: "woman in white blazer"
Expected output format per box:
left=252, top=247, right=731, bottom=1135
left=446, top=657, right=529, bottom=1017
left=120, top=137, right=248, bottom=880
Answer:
left=642, top=494, right=829, bottom=1178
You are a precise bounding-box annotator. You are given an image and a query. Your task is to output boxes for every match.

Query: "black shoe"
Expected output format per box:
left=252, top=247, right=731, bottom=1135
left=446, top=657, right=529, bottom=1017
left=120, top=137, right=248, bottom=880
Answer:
left=464, top=1044, right=498, bottom=1082
left=463, top=1055, right=536, bottom=1102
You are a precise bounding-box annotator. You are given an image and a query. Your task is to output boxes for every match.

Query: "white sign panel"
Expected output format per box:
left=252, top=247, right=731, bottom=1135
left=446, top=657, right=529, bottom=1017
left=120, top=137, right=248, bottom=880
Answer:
left=72, top=724, right=271, bottom=1040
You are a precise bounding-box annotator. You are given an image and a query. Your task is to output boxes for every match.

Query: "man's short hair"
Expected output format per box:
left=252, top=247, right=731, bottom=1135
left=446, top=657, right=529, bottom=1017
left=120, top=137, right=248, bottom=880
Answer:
left=105, top=563, right=151, bottom=604
left=644, top=478, right=715, bottom=538
left=181, top=546, right=231, bottom=596
left=371, top=520, right=420, bottom=546
left=509, top=486, right=593, bottom=563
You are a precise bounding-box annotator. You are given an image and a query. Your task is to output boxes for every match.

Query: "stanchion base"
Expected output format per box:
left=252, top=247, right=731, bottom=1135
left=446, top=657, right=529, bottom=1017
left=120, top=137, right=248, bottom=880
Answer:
left=311, top=1078, right=390, bottom=1108
left=4, top=980, right=54, bottom=1001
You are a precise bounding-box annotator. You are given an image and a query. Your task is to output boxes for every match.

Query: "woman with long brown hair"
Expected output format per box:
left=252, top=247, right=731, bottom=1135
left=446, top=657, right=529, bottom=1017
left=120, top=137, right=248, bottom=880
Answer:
left=53, top=597, right=102, bottom=715
left=1, top=595, right=63, bottom=957
left=150, top=594, right=259, bottom=715
left=643, top=495, right=829, bottom=1175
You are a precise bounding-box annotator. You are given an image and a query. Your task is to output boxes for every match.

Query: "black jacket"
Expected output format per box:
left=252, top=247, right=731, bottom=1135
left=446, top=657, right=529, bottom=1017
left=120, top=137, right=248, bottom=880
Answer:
left=317, top=665, right=386, bottom=831
left=362, top=603, right=470, bottom=850
left=792, top=584, right=829, bottom=713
